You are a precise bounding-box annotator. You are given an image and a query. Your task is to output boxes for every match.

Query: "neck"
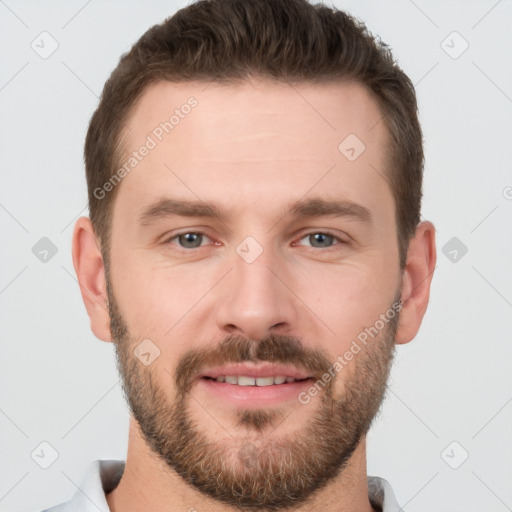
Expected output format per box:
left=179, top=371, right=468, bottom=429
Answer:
left=106, top=418, right=376, bottom=512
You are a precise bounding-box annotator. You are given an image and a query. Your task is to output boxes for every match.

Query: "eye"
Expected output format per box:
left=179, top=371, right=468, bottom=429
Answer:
left=162, top=230, right=347, bottom=252
left=295, top=231, right=346, bottom=249
left=164, top=231, right=213, bottom=250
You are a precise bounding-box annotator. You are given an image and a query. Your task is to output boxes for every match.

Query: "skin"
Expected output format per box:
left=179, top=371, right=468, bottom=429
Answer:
left=72, top=77, right=436, bottom=511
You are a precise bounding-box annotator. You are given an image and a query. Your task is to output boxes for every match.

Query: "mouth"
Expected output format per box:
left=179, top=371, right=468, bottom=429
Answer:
left=195, top=363, right=315, bottom=407
left=203, top=375, right=309, bottom=386
left=198, top=362, right=312, bottom=384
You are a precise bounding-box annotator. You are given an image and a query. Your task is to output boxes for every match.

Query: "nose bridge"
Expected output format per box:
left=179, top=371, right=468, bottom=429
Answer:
left=214, top=235, right=298, bottom=339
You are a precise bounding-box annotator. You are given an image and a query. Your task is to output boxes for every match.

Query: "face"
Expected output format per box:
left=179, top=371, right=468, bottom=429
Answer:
left=106, top=77, right=403, bottom=509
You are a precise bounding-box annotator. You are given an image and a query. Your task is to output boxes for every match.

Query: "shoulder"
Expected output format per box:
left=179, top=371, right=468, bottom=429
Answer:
left=367, top=475, right=404, bottom=512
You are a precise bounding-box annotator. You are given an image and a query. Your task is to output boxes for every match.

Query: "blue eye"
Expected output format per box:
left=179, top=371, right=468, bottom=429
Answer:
left=302, top=232, right=335, bottom=248
left=166, top=232, right=211, bottom=249
left=163, top=230, right=346, bottom=252
left=296, top=232, right=345, bottom=249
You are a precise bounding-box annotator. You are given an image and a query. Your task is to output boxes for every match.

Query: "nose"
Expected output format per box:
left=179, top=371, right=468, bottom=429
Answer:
left=214, top=241, right=299, bottom=341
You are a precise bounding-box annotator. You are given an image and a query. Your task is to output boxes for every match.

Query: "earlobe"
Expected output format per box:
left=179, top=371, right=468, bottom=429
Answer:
left=395, top=221, right=437, bottom=345
left=71, top=216, right=112, bottom=342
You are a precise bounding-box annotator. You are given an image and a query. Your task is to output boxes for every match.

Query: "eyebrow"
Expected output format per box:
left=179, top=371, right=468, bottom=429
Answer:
left=138, top=197, right=372, bottom=226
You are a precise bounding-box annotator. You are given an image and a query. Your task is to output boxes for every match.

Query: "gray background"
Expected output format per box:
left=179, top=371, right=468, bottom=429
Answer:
left=1, top=0, right=511, bottom=511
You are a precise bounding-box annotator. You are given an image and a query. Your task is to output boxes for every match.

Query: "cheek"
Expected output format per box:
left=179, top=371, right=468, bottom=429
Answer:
left=293, top=259, right=398, bottom=345
left=111, top=254, right=217, bottom=340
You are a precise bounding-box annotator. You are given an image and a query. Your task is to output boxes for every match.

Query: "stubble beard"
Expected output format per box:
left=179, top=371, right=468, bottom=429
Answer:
left=107, top=275, right=399, bottom=511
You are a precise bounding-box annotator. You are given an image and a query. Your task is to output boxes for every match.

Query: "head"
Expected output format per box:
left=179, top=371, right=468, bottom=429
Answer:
left=72, top=0, right=436, bottom=510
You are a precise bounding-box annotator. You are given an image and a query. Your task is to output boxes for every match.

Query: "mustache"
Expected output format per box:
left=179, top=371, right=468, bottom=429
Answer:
left=174, top=333, right=334, bottom=394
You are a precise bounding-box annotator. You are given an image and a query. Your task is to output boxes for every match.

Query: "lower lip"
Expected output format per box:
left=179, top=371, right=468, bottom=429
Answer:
left=197, top=378, right=313, bottom=408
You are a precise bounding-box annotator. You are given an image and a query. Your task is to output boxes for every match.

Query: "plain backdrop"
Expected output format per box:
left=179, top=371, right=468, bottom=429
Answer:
left=1, top=1, right=511, bottom=511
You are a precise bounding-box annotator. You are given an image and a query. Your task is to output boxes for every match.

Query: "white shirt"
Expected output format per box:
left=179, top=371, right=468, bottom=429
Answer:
left=41, top=459, right=404, bottom=512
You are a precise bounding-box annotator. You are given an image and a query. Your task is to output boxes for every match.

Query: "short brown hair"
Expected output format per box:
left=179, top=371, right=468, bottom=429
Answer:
left=85, top=0, right=423, bottom=269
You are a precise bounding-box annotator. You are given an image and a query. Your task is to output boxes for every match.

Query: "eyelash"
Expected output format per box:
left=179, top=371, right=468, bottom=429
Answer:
left=162, top=230, right=348, bottom=252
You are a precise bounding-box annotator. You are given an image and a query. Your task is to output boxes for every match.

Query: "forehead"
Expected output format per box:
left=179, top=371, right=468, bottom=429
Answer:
left=121, top=77, right=387, bottom=155
left=114, top=77, right=392, bottom=224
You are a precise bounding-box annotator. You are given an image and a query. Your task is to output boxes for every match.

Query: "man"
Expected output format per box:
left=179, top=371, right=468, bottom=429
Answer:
left=43, top=0, right=436, bottom=510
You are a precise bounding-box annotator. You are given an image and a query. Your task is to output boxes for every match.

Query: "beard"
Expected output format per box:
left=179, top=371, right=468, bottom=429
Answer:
left=106, top=275, right=400, bottom=511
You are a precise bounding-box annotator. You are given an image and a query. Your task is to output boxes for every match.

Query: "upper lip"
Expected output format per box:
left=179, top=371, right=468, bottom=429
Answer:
left=197, top=363, right=312, bottom=380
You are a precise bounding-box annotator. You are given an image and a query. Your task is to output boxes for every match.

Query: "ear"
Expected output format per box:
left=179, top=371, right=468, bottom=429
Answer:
left=71, top=216, right=112, bottom=342
left=395, top=221, right=437, bottom=345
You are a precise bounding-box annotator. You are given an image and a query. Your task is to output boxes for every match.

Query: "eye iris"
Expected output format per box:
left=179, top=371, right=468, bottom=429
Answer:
left=175, top=233, right=335, bottom=249
left=179, top=233, right=203, bottom=248
left=310, top=233, right=333, bottom=248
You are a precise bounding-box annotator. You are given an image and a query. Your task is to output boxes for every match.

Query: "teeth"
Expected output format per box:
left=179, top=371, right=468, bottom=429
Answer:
left=215, top=375, right=301, bottom=386
left=256, top=377, right=275, bottom=387
left=238, top=376, right=256, bottom=386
